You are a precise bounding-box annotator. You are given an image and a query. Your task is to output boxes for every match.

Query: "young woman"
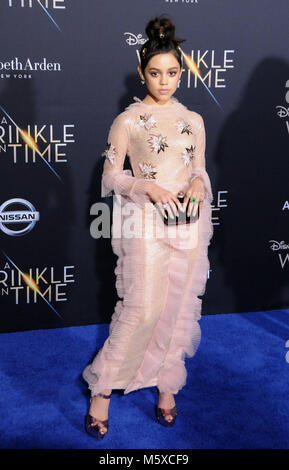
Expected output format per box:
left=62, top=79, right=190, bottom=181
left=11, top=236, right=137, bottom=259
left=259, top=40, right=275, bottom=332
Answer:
left=83, top=15, right=214, bottom=439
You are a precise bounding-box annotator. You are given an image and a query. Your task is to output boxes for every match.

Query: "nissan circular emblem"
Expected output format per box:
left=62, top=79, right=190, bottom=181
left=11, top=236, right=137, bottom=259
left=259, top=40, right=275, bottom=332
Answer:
left=0, top=198, right=40, bottom=236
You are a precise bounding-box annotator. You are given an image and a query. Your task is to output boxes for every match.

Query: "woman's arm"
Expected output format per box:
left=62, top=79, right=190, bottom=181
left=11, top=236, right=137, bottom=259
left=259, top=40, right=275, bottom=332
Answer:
left=182, top=113, right=213, bottom=215
left=188, top=112, right=213, bottom=203
left=101, top=112, right=152, bottom=207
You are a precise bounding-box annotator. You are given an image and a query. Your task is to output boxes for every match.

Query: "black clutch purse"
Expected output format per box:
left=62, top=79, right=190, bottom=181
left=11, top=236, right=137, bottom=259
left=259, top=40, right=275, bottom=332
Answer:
left=164, top=193, right=200, bottom=225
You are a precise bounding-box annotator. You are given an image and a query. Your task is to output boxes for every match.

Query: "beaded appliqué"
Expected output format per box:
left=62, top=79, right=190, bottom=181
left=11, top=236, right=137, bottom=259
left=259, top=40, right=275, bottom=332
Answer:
left=137, top=114, right=157, bottom=131
left=175, top=119, right=193, bottom=135
left=139, top=162, right=157, bottom=179
left=147, top=134, right=168, bottom=153
left=101, top=142, right=116, bottom=164
left=181, top=145, right=196, bottom=166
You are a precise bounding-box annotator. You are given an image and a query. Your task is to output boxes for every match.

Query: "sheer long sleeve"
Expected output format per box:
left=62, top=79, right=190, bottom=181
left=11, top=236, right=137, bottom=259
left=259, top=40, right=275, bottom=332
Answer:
left=101, top=112, right=152, bottom=208
left=188, top=113, right=213, bottom=203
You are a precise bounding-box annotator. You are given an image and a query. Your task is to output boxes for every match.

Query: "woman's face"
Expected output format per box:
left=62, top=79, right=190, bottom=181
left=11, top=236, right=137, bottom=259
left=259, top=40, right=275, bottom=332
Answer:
left=138, top=52, right=182, bottom=104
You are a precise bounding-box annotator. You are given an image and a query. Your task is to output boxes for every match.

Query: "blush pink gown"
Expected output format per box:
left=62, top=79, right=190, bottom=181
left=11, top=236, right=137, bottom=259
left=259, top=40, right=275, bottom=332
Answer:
left=82, top=96, right=214, bottom=396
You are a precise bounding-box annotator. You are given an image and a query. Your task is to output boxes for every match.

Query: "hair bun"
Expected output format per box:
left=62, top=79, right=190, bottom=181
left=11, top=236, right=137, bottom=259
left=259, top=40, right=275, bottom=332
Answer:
left=145, top=15, right=184, bottom=44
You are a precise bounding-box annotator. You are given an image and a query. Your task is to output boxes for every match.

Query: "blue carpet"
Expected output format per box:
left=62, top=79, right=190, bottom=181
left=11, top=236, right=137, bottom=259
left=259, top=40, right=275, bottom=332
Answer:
left=0, top=309, right=289, bottom=449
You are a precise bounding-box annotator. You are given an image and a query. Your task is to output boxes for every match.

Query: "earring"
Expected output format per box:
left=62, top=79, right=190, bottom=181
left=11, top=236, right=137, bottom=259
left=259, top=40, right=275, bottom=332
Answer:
left=141, top=79, right=145, bottom=85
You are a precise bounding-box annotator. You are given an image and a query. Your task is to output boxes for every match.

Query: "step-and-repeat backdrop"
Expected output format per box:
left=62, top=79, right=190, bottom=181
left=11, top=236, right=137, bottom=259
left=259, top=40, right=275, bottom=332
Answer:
left=0, top=1, right=288, bottom=332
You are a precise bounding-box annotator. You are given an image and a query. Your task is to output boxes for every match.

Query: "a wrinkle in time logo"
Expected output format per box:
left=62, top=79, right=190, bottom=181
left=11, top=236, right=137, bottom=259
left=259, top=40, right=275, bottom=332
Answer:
left=276, top=80, right=289, bottom=135
left=0, top=250, right=75, bottom=319
left=0, top=105, right=75, bottom=181
left=211, top=190, right=228, bottom=226
left=7, top=0, right=66, bottom=32
left=125, top=33, right=234, bottom=109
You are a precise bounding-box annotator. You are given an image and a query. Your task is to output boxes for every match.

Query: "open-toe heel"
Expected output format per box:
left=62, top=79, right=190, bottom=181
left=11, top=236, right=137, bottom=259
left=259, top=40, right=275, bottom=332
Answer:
left=85, top=392, right=111, bottom=439
left=156, top=404, right=178, bottom=427
left=155, top=388, right=178, bottom=427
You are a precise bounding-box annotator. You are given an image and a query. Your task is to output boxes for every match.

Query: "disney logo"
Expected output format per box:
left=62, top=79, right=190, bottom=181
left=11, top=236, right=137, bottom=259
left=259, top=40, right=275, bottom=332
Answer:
left=269, top=240, right=289, bottom=251
left=124, top=33, right=147, bottom=46
left=276, top=106, right=289, bottom=118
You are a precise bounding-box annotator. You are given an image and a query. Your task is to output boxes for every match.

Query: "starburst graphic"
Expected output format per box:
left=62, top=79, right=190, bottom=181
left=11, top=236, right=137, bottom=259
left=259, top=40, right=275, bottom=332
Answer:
left=38, top=2, right=62, bottom=32
left=181, top=145, right=196, bottom=166
left=0, top=104, right=63, bottom=182
left=102, top=142, right=116, bottom=164
left=175, top=119, right=193, bottom=135
left=137, top=114, right=157, bottom=131
left=178, top=46, right=222, bottom=109
left=147, top=134, right=168, bottom=153
left=1, top=250, right=63, bottom=321
left=139, top=162, right=157, bottom=179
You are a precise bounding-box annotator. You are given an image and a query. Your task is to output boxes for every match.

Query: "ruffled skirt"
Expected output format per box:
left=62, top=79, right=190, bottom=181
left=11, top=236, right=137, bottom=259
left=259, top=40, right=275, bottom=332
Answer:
left=82, top=179, right=213, bottom=396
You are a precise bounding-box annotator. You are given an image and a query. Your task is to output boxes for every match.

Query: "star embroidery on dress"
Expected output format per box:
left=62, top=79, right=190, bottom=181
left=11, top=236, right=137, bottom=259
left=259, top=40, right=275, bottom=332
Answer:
left=147, top=134, right=168, bottom=153
left=175, top=119, right=193, bottom=135
left=137, top=114, right=157, bottom=131
left=139, top=162, right=157, bottom=179
left=101, top=142, right=116, bottom=164
left=181, top=145, right=196, bottom=166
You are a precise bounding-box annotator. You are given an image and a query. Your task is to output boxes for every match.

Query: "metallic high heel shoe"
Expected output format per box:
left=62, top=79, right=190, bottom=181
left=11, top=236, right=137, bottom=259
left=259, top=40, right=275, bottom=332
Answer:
left=85, top=392, right=111, bottom=439
left=156, top=404, right=178, bottom=427
left=155, top=389, right=178, bottom=427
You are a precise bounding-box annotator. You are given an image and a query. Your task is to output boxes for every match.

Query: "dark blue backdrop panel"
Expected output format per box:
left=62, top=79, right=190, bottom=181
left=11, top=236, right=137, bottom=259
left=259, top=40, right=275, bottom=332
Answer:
left=0, top=0, right=288, bottom=332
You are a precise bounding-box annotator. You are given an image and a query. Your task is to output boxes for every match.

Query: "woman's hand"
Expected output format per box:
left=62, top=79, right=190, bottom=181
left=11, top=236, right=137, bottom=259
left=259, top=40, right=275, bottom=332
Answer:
left=183, top=177, right=205, bottom=217
left=146, top=182, right=182, bottom=219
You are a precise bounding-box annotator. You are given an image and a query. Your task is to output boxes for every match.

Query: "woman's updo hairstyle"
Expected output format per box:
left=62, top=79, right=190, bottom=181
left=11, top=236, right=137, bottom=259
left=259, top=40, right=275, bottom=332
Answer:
left=140, top=15, right=186, bottom=73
